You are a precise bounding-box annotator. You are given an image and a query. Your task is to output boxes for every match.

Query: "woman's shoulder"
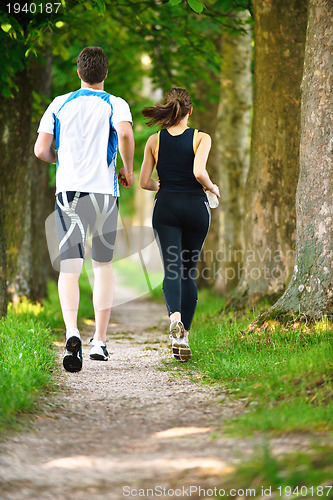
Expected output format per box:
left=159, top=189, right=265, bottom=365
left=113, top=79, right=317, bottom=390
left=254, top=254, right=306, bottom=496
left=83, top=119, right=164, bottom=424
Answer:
left=195, top=129, right=210, bottom=137
left=146, top=132, right=160, bottom=158
left=191, top=128, right=211, bottom=139
left=147, top=132, right=159, bottom=145
left=194, top=130, right=211, bottom=150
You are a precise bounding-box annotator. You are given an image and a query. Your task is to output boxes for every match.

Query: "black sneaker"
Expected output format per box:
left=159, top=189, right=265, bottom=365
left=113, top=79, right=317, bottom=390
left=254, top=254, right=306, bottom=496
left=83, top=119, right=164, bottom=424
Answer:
left=63, top=329, right=82, bottom=372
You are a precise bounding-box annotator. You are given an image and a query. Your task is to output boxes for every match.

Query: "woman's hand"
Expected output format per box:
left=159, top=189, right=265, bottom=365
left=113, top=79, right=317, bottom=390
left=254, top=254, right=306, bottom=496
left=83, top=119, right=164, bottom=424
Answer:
left=207, top=184, right=220, bottom=198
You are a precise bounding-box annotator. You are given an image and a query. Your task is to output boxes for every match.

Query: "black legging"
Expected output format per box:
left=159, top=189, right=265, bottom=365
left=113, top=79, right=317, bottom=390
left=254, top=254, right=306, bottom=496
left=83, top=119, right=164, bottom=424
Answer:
left=152, top=192, right=210, bottom=331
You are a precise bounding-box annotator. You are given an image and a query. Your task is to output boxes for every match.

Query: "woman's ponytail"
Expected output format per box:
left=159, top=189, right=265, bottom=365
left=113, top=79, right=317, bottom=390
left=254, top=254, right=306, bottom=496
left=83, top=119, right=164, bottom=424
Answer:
left=142, top=87, right=192, bottom=128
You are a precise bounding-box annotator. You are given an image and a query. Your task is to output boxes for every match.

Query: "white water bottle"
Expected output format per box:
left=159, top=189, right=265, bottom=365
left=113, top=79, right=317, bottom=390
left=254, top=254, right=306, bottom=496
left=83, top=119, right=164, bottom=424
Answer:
left=206, top=191, right=219, bottom=209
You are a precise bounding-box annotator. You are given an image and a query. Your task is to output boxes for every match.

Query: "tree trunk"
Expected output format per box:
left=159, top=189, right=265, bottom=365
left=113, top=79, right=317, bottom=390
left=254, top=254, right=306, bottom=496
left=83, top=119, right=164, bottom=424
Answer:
left=0, top=208, right=7, bottom=318
left=266, top=0, right=333, bottom=317
left=214, top=10, right=252, bottom=294
left=235, top=0, right=308, bottom=302
left=0, top=50, right=53, bottom=302
left=192, top=61, right=221, bottom=288
left=29, top=51, right=54, bottom=301
left=0, top=68, right=33, bottom=300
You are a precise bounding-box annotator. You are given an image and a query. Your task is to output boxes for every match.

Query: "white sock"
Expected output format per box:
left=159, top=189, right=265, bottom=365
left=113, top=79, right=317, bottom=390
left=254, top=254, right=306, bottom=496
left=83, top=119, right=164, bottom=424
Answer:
left=92, top=338, right=106, bottom=346
left=66, top=328, right=80, bottom=339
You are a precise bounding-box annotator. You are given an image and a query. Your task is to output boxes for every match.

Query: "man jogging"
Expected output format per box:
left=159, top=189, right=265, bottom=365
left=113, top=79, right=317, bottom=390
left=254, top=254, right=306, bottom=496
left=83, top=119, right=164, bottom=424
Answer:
left=35, top=46, right=134, bottom=373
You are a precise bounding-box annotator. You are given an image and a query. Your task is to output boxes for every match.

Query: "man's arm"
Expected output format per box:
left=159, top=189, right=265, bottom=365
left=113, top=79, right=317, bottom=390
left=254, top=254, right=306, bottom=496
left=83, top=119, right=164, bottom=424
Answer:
left=34, top=132, right=57, bottom=163
left=115, top=121, right=134, bottom=189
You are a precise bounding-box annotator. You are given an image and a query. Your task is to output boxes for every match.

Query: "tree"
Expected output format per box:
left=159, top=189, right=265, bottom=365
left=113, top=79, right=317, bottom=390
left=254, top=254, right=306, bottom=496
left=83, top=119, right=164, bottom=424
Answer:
left=0, top=209, right=6, bottom=317
left=0, top=65, right=33, bottom=299
left=0, top=0, right=106, bottom=310
left=234, top=0, right=308, bottom=303
left=263, top=0, right=333, bottom=318
left=29, top=52, right=54, bottom=300
left=214, top=9, right=252, bottom=293
left=191, top=48, right=221, bottom=288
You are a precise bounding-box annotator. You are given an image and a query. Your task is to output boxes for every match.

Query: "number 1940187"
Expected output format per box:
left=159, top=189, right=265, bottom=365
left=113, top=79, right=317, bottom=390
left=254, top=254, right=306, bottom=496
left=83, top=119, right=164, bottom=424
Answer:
left=6, top=3, right=62, bottom=14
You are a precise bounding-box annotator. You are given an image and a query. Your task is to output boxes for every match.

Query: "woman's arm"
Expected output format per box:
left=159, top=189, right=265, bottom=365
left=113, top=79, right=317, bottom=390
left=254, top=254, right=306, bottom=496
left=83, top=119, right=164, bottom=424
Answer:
left=140, top=134, right=159, bottom=191
left=193, top=132, right=220, bottom=198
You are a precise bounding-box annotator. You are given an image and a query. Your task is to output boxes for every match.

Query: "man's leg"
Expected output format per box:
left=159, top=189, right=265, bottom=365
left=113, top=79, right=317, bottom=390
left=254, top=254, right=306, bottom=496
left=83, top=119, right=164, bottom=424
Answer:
left=58, top=258, right=84, bottom=373
left=58, top=258, right=84, bottom=331
left=92, top=260, right=115, bottom=343
left=88, top=193, right=118, bottom=360
left=55, top=191, right=87, bottom=372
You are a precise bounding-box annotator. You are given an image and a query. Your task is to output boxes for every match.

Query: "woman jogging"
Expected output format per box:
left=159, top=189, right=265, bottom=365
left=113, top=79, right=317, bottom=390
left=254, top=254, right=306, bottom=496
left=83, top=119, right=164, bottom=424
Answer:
left=140, top=87, right=220, bottom=362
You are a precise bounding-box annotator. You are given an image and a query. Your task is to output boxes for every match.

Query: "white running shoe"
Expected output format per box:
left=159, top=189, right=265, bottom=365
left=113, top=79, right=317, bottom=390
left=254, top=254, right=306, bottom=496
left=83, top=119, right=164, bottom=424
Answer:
left=170, top=320, right=185, bottom=339
left=63, top=328, right=82, bottom=373
left=169, top=321, right=192, bottom=362
left=89, top=339, right=109, bottom=361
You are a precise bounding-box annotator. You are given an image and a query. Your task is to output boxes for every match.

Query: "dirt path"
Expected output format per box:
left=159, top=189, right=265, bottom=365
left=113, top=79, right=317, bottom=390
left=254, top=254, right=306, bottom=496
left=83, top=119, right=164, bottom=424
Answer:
left=0, top=287, right=315, bottom=500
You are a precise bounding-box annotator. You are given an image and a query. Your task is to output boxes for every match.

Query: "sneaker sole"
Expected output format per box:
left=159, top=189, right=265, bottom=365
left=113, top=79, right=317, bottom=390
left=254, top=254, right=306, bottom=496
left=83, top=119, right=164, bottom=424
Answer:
left=170, top=322, right=185, bottom=340
left=89, top=353, right=109, bottom=361
left=172, top=343, right=192, bottom=363
left=63, top=336, right=82, bottom=373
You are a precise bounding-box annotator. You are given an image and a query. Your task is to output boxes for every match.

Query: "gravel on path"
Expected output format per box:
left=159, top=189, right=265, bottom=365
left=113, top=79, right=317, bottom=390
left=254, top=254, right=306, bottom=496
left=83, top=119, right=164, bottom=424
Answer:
left=0, top=287, right=315, bottom=499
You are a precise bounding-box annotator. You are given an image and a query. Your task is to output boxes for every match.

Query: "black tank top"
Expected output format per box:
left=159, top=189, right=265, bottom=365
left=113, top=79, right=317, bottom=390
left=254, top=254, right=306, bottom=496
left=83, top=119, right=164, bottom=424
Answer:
left=155, top=128, right=205, bottom=195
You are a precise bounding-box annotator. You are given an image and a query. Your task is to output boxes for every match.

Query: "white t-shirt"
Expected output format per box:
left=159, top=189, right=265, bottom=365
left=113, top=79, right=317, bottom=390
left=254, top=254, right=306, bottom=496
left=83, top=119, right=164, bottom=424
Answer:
left=38, top=88, right=132, bottom=196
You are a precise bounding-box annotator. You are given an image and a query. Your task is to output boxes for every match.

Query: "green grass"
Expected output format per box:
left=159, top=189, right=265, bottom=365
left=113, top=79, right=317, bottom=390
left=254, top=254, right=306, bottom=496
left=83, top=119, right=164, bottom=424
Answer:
left=220, top=444, right=333, bottom=499
left=0, top=300, right=57, bottom=431
left=179, top=290, right=333, bottom=434
left=0, top=267, right=95, bottom=432
left=170, top=290, right=333, bottom=495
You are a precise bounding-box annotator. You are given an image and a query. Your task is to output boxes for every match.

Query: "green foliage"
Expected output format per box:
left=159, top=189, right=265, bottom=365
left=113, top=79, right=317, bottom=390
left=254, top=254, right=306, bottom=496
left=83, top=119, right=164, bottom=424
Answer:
left=178, top=0, right=254, bottom=20
left=0, top=300, right=56, bottom=430
left=169, top=0, right=252, bottom=15
left=0, top=0, right=107, bottom=96
left=169, top=0, right=205, bottom=14
left=0, top=32, right=24, bottom=96
left=222, top=445, right=333, bottom=497
left=115, top=1, right=222, bottom=95
left=171, top=290, right=333, bottom=434
left=187, top=0, right=204, bottom=14
left=0, top=0, right=237, bottom=97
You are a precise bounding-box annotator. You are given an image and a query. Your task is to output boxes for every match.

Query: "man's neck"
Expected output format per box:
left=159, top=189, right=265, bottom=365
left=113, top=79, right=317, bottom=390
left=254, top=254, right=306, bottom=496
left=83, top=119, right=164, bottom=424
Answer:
left=81, top=81, right=104, bottom=90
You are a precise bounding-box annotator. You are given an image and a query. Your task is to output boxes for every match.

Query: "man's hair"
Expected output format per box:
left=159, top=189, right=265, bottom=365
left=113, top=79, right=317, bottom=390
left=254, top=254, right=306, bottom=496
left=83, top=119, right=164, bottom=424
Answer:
left=77, top=47, right=108, bottom=84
